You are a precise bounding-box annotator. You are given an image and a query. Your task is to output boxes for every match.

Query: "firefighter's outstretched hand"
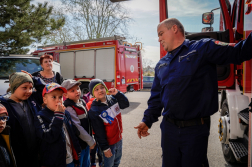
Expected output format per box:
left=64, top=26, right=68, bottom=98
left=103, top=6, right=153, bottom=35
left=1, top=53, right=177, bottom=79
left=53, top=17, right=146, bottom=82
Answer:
left=108, top=88, right=118, bottom=95
left=134, top=122, right=150, bottom=139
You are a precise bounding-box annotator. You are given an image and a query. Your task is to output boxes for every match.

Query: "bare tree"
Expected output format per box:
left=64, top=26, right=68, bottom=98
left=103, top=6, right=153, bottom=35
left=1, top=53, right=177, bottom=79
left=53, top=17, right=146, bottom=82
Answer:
left=57, top=0, right=131, bottom=40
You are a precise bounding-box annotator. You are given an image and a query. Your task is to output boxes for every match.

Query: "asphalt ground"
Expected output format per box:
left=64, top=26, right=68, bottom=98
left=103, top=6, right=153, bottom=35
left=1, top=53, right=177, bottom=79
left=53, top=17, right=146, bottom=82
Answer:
left=116, top=91, right=246, bottom=167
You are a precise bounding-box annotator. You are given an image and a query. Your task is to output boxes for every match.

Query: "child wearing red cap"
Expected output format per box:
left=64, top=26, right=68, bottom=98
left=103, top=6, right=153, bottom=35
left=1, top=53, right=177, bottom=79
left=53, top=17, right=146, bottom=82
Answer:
left=34, top=83, right=82, bottom=167
left=0, top=104, right=17, bottom=167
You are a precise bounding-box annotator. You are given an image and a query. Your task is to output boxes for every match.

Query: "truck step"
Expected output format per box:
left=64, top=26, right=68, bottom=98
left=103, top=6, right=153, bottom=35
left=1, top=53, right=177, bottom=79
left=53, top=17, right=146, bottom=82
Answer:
left=238, top=108, right=249, bottom=124
left=229, top=141, right=248, bottom=162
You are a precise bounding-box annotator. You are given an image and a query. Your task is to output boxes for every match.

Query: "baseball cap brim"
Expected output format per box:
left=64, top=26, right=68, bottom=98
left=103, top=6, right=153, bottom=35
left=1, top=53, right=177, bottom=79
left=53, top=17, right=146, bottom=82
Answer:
left=42, top=85, right=67, bottom=97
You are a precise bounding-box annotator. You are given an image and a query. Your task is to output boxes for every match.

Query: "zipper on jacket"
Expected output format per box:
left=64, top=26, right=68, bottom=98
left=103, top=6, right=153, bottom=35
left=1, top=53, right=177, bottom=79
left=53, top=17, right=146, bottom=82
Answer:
left=114, top=117, right=122, bottom=139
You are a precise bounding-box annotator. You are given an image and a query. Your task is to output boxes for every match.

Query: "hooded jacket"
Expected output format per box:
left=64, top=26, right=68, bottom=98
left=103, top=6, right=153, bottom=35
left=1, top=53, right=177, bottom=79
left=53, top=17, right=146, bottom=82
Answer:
left=0, top=76, right=45, bottom=167
left=88, top=91, right=129, bottom=151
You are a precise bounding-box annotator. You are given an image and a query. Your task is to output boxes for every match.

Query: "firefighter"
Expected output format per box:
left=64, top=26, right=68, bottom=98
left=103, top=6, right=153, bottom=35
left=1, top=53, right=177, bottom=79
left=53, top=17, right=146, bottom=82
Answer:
left=134, top=18, right=252, bottom=167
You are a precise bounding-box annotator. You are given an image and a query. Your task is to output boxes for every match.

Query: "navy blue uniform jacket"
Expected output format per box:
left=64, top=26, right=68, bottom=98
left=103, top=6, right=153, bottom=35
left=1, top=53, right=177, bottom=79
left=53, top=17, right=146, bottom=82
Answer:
left=143, top=33, right=252, bottom=128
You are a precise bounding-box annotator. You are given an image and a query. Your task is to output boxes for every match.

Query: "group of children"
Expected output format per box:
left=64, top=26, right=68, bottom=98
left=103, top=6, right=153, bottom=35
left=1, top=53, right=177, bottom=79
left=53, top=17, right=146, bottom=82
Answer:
left=0, top=71, right=129, bottom=167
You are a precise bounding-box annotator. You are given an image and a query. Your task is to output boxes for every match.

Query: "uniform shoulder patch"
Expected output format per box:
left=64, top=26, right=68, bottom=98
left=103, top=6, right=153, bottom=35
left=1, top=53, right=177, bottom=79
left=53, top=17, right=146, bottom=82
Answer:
left=214, top=41, right=229, bottom=46
left=214, top=41, right=235, bottom=46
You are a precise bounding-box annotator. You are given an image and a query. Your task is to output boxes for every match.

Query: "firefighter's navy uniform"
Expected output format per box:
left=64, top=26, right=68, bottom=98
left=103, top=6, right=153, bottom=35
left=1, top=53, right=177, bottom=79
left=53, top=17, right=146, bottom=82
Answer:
left=142, top=33, right=252, bottom=167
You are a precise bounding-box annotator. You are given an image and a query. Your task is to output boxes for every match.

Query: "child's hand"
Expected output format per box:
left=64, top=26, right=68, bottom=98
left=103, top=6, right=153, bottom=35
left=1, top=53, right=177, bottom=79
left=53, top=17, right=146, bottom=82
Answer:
left=108, top=88, right=118, bottom=95
left=90, top=142, right=96, bottom=150
left=55, top=103, right=65, bottom=113
left=104, top=149, right=113, bottom=158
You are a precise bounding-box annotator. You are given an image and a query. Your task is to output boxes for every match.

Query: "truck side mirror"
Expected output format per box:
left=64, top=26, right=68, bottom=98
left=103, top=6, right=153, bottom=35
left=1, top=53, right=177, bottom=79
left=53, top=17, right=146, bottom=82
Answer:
left=201, top=27, right=214, bottom=32
left=202, top=12, right=214, bottom=24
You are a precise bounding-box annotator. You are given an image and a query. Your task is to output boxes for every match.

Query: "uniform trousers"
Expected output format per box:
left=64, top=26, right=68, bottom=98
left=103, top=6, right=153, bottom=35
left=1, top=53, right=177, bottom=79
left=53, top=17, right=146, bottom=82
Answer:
left=161, top=117, right=210, bottom=167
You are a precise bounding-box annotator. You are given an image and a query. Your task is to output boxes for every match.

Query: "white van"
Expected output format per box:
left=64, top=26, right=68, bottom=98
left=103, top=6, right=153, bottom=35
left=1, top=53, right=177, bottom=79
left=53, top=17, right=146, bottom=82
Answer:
left=0, top=56, right=60, bottom=96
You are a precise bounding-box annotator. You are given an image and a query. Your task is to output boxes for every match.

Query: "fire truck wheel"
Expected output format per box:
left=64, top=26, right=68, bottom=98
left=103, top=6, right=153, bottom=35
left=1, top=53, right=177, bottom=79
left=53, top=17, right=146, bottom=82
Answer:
left=80, top=83, right=89, bottom=96
left=221, top=99, right=237, bottom=164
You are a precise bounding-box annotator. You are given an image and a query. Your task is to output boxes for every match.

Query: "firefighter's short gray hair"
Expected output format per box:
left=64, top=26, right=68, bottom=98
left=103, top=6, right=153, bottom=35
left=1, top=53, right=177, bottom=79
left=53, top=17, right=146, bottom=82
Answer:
left=158, top=18, right=185, bottom=36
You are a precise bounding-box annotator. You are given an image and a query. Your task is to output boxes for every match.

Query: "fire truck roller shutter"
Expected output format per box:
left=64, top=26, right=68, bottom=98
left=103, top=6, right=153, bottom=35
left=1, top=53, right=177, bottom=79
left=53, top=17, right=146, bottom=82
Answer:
left=75, top=50, right=95, bottom=78
left=59, top=52, right=75, bottom=79
left=95, top=48, right=115, bottom=82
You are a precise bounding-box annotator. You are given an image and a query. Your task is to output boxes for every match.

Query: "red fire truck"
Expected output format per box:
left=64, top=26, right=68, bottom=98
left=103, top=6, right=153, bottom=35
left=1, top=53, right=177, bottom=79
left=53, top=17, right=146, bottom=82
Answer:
left=158, top=0, right=252, bottom=165
left=32, top=36, right=143, bottom=95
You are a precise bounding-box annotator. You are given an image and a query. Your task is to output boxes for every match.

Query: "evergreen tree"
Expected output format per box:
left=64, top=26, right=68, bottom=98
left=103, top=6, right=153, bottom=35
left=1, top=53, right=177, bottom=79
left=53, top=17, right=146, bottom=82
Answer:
left=0, top=0, right=65, bottom=54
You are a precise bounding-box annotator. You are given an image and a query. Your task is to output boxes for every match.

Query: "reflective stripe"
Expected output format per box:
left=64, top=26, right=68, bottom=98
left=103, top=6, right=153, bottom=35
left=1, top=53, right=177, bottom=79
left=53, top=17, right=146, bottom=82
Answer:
left=179, top=50, right=197, bottom=62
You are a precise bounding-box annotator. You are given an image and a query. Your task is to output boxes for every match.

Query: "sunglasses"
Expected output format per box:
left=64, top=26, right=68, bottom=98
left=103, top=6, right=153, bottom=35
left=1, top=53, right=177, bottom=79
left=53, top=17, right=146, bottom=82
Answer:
left=0, top=116, right=9, bottom=122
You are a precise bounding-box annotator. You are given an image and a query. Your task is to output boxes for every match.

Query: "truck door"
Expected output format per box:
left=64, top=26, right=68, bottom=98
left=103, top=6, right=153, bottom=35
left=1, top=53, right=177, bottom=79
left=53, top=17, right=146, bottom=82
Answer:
left=95, top=48, right=115, bottom=82
left=124, top=52, right=139, bottom=86
left=75, top=50, right=95, bottom=78
left=59, top=52, right=75, bottom=79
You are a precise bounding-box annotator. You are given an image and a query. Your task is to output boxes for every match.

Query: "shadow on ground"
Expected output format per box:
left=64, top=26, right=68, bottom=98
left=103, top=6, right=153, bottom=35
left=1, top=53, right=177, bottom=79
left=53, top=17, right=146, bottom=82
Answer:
left=121, top=102, right=141, bottom=115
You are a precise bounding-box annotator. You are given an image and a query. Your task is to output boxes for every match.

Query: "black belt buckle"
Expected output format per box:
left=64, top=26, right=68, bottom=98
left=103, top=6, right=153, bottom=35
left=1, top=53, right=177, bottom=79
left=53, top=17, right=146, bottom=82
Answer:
left=178, top=121, right=184, bottom=128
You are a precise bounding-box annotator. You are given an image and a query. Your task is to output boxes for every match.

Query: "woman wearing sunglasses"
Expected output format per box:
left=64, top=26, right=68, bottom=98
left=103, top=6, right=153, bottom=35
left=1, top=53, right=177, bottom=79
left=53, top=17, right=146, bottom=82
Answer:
left=0, top=104, right=17, bottom=167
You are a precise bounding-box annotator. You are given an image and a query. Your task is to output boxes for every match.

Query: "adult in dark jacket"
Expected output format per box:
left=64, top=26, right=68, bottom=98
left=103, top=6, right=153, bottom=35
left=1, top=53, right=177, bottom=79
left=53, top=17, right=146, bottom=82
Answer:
left=0, top=104, right=17, bottom=167
left=32, top=54, right=63, bottom=84
left=134, top=18, right=252, bottom=167
left=0, top=72, right=46, bottom=167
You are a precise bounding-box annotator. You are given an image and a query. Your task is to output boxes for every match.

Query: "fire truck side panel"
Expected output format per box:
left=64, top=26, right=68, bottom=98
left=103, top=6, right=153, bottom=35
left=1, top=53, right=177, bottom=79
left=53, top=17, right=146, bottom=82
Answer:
left=59, top=52, right=75, bottom=79
left=75, top=50, right=95, bottom=78
left=95, top=48, right=115, bottom=82
left=124, top=53, right=139, bottom=88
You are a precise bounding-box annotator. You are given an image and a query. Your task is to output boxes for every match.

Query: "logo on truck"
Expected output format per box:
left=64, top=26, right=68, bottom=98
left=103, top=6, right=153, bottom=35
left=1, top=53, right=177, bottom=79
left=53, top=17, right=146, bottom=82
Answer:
left=130, top=65, right=134, bottom=73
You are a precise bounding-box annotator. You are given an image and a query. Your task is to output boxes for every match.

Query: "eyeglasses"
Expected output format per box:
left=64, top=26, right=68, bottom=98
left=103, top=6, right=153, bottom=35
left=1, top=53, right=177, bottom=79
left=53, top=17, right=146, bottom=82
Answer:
left=0, top=116, right=9, bottom=122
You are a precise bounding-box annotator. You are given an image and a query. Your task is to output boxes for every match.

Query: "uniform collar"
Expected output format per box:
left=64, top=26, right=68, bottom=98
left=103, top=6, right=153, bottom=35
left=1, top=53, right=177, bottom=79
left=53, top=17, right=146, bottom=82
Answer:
left=165, top=39, right=189, bottom=60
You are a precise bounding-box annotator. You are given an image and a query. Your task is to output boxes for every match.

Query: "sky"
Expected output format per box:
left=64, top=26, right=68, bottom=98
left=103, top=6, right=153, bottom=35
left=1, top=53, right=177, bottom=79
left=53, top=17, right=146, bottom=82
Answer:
left=31, top=0, right=224, bottom=66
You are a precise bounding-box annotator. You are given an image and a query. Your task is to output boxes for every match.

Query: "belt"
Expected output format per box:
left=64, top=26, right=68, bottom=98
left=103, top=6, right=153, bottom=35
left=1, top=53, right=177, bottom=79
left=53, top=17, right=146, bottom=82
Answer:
left=165, top=116, right=210, bottom=128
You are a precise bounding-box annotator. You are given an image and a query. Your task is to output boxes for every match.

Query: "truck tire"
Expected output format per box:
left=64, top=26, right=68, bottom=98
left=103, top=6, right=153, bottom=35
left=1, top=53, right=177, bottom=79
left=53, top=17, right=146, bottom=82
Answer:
left=220, top=99, right=237, bottom=164
left=80, top=83, right=89, bottom=96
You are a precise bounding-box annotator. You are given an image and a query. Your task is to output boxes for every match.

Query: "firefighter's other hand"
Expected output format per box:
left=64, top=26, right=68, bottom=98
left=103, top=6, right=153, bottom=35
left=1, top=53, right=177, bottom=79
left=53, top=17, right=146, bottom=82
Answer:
left=90, top=142, right=96, bottom=150
left=108, top=88, right=118, bottom=95
left=104, top=149, right=113, bottom=158
left=134, top=122, right=150, bottom=139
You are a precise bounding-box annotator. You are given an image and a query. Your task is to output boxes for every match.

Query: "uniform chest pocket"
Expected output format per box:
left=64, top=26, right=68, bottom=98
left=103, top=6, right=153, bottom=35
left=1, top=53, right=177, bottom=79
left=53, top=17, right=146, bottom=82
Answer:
left=178, top=50, right=197, bottom=77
